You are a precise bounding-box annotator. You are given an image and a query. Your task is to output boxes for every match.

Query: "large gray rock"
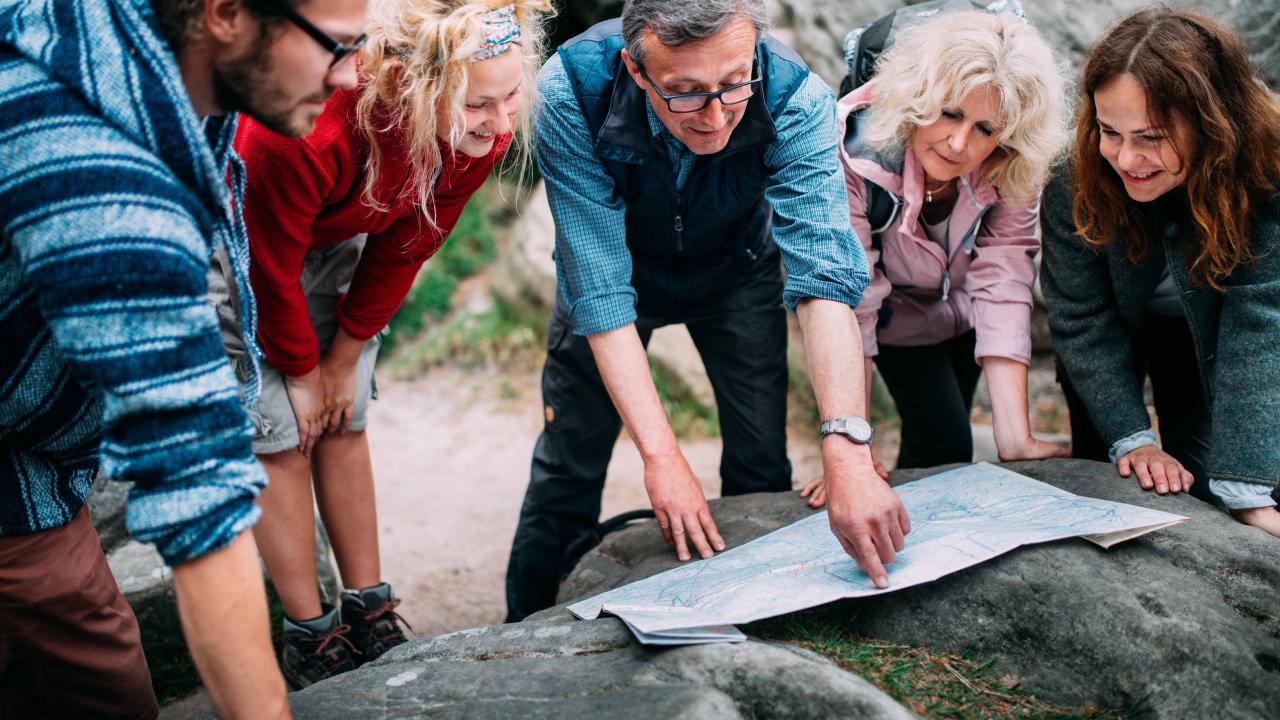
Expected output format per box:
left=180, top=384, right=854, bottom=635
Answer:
left=289, top=617, right=916, bottom=719
left=784, top=1, right=1275, bottom=91
left=552, top=1, right=1279, bottom=100
left=552, top=459, right=1280, bottom=720
left=89, top=472, right=131, bottom=554
left=492, top=181, right=557, bottom=324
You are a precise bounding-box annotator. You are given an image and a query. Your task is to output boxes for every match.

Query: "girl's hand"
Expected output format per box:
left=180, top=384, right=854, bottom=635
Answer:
left=318, top=327, right=367, bottom=434
left=283, top=368, right=326, bottom=456
left=318, top=355, right=359, bottom=434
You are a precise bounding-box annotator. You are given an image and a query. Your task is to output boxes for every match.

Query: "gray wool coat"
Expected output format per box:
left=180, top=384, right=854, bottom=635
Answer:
left=1040, top=172, right=1280, bottom=500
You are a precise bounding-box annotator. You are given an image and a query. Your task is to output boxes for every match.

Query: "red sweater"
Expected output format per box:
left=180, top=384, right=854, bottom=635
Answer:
left=236, top=89, right=509, bottom=377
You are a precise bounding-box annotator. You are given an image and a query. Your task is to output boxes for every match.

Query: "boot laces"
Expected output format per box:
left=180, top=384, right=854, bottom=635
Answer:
left=307, top=622, right=358, bottom=661
left=357, top=598, right=414, bottom=646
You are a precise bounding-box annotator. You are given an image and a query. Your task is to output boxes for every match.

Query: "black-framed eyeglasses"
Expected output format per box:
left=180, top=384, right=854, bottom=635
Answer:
left=637, top=65, right=762, bottom=113
left=276, top=3, right=368, bottom=69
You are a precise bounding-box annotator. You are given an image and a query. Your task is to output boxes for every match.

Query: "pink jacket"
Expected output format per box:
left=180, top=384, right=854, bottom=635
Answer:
left=838, top=83, right=1039, bottom=365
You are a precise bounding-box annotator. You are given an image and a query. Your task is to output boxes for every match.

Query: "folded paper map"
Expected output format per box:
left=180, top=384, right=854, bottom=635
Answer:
left=569, top=463, right=1187, bottom=645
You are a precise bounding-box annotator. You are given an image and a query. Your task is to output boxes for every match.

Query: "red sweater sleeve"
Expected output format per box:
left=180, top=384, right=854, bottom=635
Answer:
left=338, top=138, right=510, bottom=341
left=236, top=120, right=336, bottom=377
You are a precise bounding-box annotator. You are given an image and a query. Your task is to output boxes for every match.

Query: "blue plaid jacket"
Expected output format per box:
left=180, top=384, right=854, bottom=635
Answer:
left=0, top=0, right=266, bottom=564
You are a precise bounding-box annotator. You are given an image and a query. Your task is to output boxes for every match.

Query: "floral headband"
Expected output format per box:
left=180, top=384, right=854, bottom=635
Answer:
left=469, top=4, right=521, bottom=62
left=384, top=5, right=522, bottom=63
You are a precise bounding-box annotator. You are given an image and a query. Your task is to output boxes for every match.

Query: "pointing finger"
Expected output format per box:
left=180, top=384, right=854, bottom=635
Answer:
left=853, top=532, right=889, bottom=589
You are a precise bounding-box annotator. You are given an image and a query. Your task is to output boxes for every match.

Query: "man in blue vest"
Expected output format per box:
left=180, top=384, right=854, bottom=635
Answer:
left=505, top=0, right=911, bottom=621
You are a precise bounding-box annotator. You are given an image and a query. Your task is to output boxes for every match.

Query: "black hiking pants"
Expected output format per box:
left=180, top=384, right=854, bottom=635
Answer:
left=874, top=330, right=982, bottom=469
left=1058, top=313, right=1214, bottom=503
left=505, top=256, right=793, bottom=621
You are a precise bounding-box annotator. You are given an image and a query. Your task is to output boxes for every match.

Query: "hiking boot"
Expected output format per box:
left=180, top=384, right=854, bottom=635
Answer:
left=341, top=582, right=411, bottom=665
left=280, top=606, right=359, bottom=690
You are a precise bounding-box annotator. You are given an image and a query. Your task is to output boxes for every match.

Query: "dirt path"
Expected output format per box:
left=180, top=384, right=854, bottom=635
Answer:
left=366, top=366, right=824, bottom=636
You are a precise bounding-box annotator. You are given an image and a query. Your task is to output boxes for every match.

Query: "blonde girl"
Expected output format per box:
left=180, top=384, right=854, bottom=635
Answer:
left=221, top=0, right=551, bottom=688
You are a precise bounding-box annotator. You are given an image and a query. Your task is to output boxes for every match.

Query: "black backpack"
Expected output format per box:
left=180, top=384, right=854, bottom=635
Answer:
left=839, top=0, right=1029, bottom=98
left=839, top=0, right=1027, bottom=326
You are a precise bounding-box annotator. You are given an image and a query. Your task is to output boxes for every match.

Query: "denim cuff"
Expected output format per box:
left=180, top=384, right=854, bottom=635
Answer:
left=1209, top=479, right=1278, bottom=510
left=1108, top=429, right=1157, bottom=464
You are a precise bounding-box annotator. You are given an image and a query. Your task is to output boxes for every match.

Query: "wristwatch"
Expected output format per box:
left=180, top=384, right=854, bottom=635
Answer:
left=820, top=416, right=874, bottom=445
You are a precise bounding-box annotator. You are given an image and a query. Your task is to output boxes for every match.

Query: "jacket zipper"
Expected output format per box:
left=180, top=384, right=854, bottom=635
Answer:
left=638, top=135, right=771, bottom=258
left=674, top=191, right=684, bottom=252
left=931, top=189, right=989, bottom=301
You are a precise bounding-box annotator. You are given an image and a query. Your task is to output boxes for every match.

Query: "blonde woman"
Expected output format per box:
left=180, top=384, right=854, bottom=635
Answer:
left=804, top=11, right=1069, bottom=503
left=220, top=0, right=550, bottom=688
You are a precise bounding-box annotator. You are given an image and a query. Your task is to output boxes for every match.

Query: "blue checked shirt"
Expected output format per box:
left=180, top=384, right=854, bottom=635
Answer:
left=536, top=53, right=869, bottom=336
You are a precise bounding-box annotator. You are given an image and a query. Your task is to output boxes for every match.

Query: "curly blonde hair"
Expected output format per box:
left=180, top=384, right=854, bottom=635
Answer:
left=864, top=11, right=1069, bottom=201
left=355, top=0, right=552, bottom=217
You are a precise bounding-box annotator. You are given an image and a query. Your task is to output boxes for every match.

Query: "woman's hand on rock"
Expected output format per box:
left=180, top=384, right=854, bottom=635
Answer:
left=1117, top=445, right=1194, bottom=494
left=801, top=451, right=887, bottom=509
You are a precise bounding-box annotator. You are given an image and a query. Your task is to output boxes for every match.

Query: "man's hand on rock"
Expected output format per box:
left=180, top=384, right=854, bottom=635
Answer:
left=823, top=442, right=910, bottom=588
left=643, top=450, right=726, bottom=562
left=1117, top=445, right=1194, bottom=495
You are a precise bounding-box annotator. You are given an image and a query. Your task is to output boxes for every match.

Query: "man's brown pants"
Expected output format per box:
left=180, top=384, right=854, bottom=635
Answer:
left=0, top=506, right=158, bottom=719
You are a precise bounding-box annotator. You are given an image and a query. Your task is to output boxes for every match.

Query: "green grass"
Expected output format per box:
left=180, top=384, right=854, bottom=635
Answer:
left=651, top=362, right=719, bottom=439
left=787, top=357, right=900, bottom=429
left=387, top=296, right=543, bottom=377
left=137, top=592, right=200, bottom=704
left=748, top=608, right=1140, bottom=720
left=379, top=182, right=503, bottom=358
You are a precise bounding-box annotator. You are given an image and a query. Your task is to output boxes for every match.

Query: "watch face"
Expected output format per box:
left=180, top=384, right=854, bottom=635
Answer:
left=844, top=416, right=873, bottom=443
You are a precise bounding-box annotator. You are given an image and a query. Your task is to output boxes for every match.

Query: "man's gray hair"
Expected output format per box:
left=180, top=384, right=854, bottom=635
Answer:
left=621, top=0, right=770, bottom=63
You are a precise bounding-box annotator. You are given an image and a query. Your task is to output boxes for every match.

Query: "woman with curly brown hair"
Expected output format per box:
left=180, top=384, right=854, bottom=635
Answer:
left=1041, top=6, right=1280, bottom=536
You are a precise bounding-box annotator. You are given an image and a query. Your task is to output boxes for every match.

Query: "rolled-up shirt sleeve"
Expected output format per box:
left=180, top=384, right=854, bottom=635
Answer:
left=763, top=73, right=870, bottom=312
left=535, top=54, right=636, bottom=336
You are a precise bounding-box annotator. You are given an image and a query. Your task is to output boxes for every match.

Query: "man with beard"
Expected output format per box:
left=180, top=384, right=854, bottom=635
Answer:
left=0, top=0, right=365, bottom=717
